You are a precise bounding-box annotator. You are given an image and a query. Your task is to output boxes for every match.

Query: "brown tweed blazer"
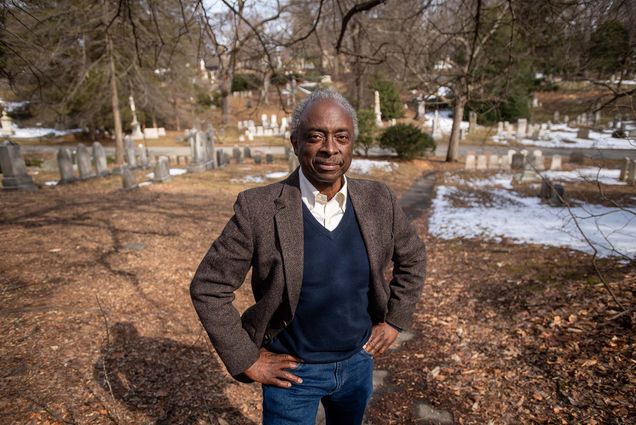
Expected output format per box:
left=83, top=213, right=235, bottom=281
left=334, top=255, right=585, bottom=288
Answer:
left=190, top=168, right=426, bottom=381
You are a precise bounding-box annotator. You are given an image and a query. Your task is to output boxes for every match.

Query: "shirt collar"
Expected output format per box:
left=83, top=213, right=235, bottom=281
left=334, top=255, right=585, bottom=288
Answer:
left=298, top=167, right=347, bottom=210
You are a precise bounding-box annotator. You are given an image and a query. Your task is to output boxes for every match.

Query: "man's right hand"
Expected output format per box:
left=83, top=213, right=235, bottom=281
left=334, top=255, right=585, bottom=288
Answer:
left=243, top=348, right=303, bottom=388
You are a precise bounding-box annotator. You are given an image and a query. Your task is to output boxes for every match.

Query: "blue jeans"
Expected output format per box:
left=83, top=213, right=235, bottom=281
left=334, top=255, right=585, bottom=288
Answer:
left=262, top=348, right=374, bottom=425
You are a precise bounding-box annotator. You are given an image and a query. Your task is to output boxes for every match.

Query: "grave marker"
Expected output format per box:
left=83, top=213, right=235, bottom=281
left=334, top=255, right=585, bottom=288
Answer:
left=121, top=166, right=137, bottom=189
left=153, top=156, right=171, bottom=182
left=77, top=143, right=96, bottom=179
left=476, top=155, right=487, bottom=170
left=92, top=142, right=108, bottom=176
left=57, top=148, right=76, bottom=184
left=465, top=154, right=476, bottom=170
left=0, top=141, right=36, bottom=190
left=550, top=155, right=562, bottom=171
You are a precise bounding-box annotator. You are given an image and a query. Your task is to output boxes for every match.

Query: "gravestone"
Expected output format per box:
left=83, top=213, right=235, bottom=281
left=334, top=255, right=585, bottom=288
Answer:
left=188, top=131, right=213, bottom=172
left=432, top=110, right=442, bottom=139
left=532, top=150, right=545, bottom=170
left=416, top=100, right=426, bottom=122
left=476, top=155, right=487, bottom=170
left=253, top=154, right=262, bottom=165
left=57, top=148, right=77, bottom=184
left=205, top=125, right=217, bottom=169
left=77, top=143, right=96, bottom=179
left=374, top=90, right=382, bottom=127
left=468, top=111, right=477, bottom=132
left=488, top=155, right=499, bottom=170
left=121, top=165, right=137, bottom=189
left=576, top=127, right=590, bottom=139
left=1, top=110, right=14, bottom=136
left=500, top=154, right=510, bottom=170
left=124, top=136, right=137, bottom=168
left=511, top=153, right=525, bottom=171
left=0, top=141, right=36, bottom=190
left=539, top=179, right=553, bottom=199
left=569, top=151, right=585, bottom=164
left=92, top=142, right=108, bottom=176
left=507, top=150, right=516, bottom=165
left=550, top=184, right=565, bottom=206
left=216, top=149, right=227, bottom=168
left=497, top=121, right=504, bottom=135
left=516, top=118, right=528, bottom=139
left=553, top=111, right=560, bottom=123
left=619, top=157, right=629, bottom=181
left=550, top=155, right=562, bottom=171
left=153, top=156, right=171, bottom=182
left=628, top=160, right=636, bottom=185
left=266, top=152, right=274, bottom=164
left=232, top=146, right=243, bottom=164
left=516, top=153, right=540, bottom=182
left=243, top=147, right=251, bottom=159
left=137, top=144, right=148, bottom=168
left=464, top=154, right=476, bottom=170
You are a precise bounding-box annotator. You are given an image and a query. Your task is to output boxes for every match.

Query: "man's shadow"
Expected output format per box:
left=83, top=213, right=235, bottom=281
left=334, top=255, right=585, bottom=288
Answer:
left=94, top=322, right=255, bottom=425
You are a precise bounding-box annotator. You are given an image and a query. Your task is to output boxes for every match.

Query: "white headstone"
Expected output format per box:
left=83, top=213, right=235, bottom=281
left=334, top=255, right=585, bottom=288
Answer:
left=517, top=118, right=528, bottom=139
left=476, top=155, right=487, bottom=170
left=1, top=110, right=14, bottom=136
left=465, top=154, right=476, bottom=170
left=374, top=91, right=382, bottom=127
left=549, top=155, right=562, bottom=171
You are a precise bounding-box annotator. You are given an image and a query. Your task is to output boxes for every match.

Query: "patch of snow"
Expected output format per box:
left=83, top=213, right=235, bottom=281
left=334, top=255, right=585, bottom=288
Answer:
left=492, top=123, right=636, bottom=149
left=138, top=181, right=152, bottom=187
left=231, top=175, right=265, bottom=184
left=11, top=127, right=82, bottom=139
left=445, top=173, right=513, bottom=189
left=424, top=109, right=469, bottom=133
left=265, top=171, right=288, bottom=179
left=170, top=168, right=187, bottom=176
left=349, top=159, right=396, bottom=174
left=429, top=185, right=636, bottom=258
left=44, top=181, right=58, bottom=186
left=541, top=167, right=625, bottom=186
left=0, top=99, right=29, bottom=112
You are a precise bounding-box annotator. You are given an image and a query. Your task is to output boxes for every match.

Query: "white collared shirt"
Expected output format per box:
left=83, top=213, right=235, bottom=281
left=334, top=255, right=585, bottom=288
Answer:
left=299, top=168, right=347, bottom=231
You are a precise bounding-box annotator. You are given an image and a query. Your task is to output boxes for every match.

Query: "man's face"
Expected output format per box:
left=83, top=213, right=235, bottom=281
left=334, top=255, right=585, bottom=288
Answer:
left=291, top=99, right=354, bottom=193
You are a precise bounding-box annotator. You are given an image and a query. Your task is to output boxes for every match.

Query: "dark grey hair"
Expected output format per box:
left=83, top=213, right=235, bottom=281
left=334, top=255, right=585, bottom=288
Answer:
left=290, top=88, right=358, bottom=140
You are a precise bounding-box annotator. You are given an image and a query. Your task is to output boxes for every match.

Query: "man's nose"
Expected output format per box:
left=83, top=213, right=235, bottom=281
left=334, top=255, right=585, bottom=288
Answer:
left=321, top=134, right=338, bottom=155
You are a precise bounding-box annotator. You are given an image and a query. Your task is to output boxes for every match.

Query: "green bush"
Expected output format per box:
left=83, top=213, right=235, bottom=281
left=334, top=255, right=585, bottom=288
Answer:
left=379, top=124, right=435, bottom=159
left=231, top=73, right=260, bottom=92
left=355, top=109, right=376, bottom=156
left=370, top=79, right=403, bottom=120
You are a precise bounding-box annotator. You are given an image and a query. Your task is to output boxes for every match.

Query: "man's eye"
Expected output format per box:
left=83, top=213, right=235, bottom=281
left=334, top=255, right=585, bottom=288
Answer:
left=335, top=134, right=350, bottom=142
left=308, top=134, right=324, bottom=142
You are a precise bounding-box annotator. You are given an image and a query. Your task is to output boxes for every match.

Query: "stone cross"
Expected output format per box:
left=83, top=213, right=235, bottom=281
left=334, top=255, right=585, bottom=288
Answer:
left=124, top=136, right=137, bottom=168
left=121, top=165, right=137, bottom=189
left=516, top=118, right=528, bottom=139
left=77, top=143, right=96, bottom=179
left=153, top=156, right=171, bottom=182
left=129, top=95, right=143, bottom=140
left=550, top=155, right=562, bottom=171
left=1, top=110, right=14, bottom=136
left=374, top=91, right=382, bottom=127
left=0, top=141, right=36, bottom=190
left=57, top=148, right=76, bottom=184
left=92, top=142, right=108, bottom=176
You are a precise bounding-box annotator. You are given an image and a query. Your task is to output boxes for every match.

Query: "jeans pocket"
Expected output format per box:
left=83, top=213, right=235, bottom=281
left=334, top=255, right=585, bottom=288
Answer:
left=360, top=348, right=374, bottom=359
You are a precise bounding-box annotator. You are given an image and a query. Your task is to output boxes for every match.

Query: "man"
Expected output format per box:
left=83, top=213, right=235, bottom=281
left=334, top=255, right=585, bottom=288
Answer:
left=190, top=89, right=426, bottom=424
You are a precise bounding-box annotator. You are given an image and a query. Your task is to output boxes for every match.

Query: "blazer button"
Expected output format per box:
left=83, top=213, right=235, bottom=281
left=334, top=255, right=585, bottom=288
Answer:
left=264, top=333, right=271, bottom=342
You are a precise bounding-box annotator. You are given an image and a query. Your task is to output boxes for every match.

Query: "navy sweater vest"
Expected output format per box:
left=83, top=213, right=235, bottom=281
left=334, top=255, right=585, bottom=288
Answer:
left=268, top=197, right=372, bottom=363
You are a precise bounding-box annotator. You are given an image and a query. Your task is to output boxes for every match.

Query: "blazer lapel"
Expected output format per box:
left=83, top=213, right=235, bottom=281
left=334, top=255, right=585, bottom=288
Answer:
left=274, top=170, right=304, bottom=316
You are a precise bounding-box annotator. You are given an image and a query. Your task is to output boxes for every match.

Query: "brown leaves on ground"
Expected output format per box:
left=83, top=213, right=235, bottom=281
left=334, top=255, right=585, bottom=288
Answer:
left=0, top=159, right=633, bottom=424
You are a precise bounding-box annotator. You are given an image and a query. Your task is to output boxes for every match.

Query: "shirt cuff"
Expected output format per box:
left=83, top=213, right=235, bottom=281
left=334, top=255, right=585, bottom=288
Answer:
left=386, top=321, right=402, bottom=333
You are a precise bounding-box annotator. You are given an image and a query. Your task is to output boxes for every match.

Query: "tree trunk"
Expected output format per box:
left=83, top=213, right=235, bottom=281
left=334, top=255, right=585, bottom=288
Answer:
left=261, top=70, right=271, bottom=105
left=446, top=97, right=465, bottom=162
left=103, top=1, right=123, bottom=165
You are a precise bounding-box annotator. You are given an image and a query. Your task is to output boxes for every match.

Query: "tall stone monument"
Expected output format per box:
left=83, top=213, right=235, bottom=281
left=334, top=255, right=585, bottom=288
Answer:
left=1, top=111, right=14, bottom=136
left=374, top=91, right=383, bottom=127
left=129, top=95, right=144, bottom=140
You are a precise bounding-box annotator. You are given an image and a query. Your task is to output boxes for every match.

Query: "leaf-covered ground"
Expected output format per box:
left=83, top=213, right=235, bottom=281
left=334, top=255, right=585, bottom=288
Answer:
left=0, top=158, right=633, bottom=424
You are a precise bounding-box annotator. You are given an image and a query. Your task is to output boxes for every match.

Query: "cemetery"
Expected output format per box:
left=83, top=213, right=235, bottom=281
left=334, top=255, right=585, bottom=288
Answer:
left=1, top=1, right=635, bottom=424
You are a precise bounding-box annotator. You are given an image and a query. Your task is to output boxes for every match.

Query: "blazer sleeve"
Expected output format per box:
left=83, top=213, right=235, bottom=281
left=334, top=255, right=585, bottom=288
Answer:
left=190, top=191, right=260, bottom=378
left=384, top=185, right=427, bottom=330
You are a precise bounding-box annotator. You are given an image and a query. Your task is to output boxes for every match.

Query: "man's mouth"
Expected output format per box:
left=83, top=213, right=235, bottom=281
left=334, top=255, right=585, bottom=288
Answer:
left=314, top=162, right=341, bottom=171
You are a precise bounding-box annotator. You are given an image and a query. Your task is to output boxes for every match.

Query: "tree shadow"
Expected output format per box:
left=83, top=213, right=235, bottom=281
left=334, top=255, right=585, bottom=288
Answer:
left=94, top=322, right=255, bottom=425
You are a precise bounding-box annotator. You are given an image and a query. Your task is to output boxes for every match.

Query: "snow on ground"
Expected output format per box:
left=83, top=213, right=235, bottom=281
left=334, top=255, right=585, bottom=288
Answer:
left=492, top=123, right=636, bottom=149
left=424, top=109, right=469, bottom=133
left=145, top=168, right=188, bottom=179
left=11, top=127, right=81, bottom=139
left=230, top=171, right=289, bottom=184
left=348, top=159, right=396, bottom=174
left=541, top=167, right=625, bottom=185
left=429, top=179, right=636, bottom=258
left=265, top=171, right=288, bottom=179
left=0, top=98, right=29, bottom=113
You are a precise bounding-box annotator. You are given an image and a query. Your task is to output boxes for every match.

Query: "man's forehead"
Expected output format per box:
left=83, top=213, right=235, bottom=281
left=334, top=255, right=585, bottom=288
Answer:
left=300, top=100, right=351, bottom=125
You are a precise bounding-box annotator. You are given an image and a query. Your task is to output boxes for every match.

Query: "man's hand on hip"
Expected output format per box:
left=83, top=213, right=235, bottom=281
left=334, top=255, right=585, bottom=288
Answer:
left=363, top=322, right=399, bottom=357
left=244, top=348, right=303, bottom=388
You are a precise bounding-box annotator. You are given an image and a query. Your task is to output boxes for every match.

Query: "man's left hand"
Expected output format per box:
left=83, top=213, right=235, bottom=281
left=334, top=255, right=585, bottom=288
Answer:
left=362, top=322, right=399, bottom=357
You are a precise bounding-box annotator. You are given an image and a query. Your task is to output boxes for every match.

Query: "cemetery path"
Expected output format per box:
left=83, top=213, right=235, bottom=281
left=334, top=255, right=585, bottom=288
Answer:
left=399, top=171, right=437, bottom=221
